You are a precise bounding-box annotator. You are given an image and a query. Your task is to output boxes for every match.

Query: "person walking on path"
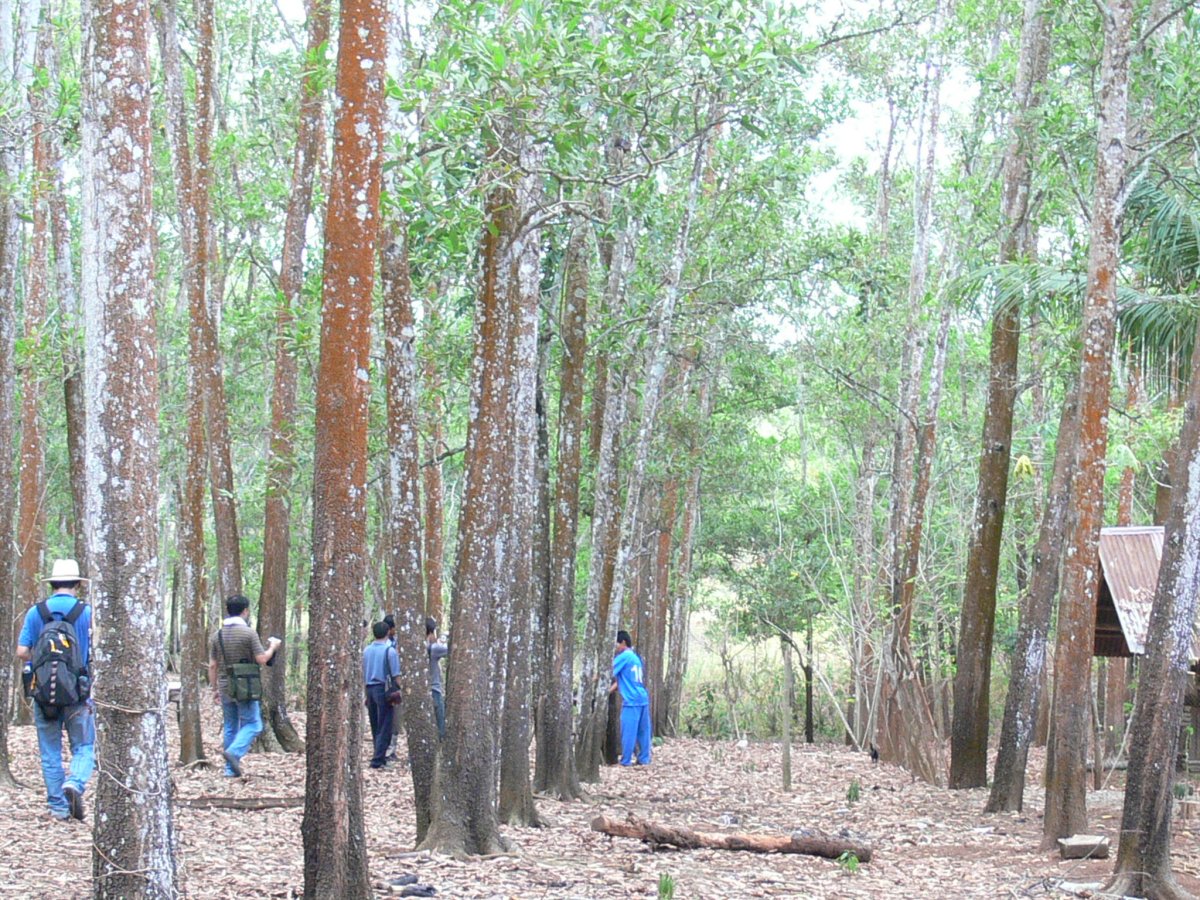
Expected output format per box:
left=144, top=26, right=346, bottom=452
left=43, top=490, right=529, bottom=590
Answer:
left=609, top=629, right=651, bottom=767
left=208, top=595, right=280, bottom=777
left=426, top=617, right=449, bottom=739
left=16, top=559, right=95, bottom=821
left=364, top=621, right=401, bottom=768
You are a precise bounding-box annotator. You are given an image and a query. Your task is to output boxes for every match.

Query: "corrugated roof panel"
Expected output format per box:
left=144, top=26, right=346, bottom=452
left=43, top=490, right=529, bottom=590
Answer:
left=1098, top=525, right=1199, bottom=659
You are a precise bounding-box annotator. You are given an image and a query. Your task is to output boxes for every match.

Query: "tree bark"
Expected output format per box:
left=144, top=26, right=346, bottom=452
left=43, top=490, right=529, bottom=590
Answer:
left=257, top=0, right=329, bottom=756
left=382, top=222, right=439, bottom=843
left=82, top=0, right=179, bottom=886
left=650, top=476, right=678, bottom=735
left=987, top=390, right=1078, bottom=812
left=665, top=370, right=711, bottom=736
left=1043, top=0, right=1132, bottom=845
left=1106, top=330, right=1200, bottom=900
left=420, top=118, right=541, bottom=857
left=951, top=0, right=1049, bottom=789
left=781, top=634, right=793, bottom=792
left=300, top=0, right=386, bottom=893
left=421, top=293, right=446, bottom=622
left=535, top=224, right=589, bottom=801
left=14, top=11, right=50, bottom=731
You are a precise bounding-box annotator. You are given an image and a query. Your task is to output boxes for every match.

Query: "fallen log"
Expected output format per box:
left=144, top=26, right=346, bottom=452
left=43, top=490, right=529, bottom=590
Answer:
left=175, top=795, right=304, bottom=811
left=590, top=814, right=873, bottom=863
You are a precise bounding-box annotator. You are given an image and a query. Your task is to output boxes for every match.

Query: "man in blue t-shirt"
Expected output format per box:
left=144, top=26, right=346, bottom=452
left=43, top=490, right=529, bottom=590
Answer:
left=15, top=558, right=95, bottom=821
left=609, top=629, right=651, bottom=766
left=363, top=621, right=401, bottom=769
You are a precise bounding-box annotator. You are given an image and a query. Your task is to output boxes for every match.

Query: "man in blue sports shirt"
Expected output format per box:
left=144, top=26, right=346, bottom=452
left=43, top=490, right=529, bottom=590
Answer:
left=609, top=629, right=651, bottom=766
left=16, top=558, right=94, bottom=821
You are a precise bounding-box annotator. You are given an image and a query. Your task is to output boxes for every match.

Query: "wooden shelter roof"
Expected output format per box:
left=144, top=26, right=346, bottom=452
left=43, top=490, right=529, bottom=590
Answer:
left=1094, top=525, right=1199, bottom=660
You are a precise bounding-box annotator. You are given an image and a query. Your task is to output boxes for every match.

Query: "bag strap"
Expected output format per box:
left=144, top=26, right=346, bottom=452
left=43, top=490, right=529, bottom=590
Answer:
left=64, top=601, right=84, bottom=625
left=217, top=627, right=232, bottom=668
left=37, top=601, right=53, bottom=624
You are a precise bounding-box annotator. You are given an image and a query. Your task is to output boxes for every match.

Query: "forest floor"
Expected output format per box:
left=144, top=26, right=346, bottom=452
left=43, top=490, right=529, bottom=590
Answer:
left=2, top=704, right=1199, bottom=899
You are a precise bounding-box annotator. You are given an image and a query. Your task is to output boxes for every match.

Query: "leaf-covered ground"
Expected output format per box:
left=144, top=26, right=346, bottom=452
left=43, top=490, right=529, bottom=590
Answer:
left=3, top=705, right=1199, bottom=899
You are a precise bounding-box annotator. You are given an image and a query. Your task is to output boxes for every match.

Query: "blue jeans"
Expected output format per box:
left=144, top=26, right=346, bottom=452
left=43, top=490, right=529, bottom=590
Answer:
left=220, top=698, right=263, bottom=775
left=33, top=701, right=95, bottom=818
left=365, top=684, right=394, bottom=767
left=619, top=702, right=651, bottom=766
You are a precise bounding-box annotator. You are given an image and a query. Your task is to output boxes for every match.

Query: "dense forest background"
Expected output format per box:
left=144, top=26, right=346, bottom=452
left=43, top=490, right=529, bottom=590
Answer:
left=2, top=0, right=1200, bottom=895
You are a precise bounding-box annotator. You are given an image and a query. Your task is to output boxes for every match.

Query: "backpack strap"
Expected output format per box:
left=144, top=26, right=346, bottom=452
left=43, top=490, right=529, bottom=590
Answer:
left=217, top=627, right=232, bottom=667
left=63, top=601, right=84, bottom=625
left=37, top=601, right=53, bottom=624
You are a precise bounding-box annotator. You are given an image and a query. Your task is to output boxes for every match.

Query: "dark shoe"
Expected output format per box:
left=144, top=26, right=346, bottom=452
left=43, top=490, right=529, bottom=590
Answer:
left=222, top=750, right=243, bottom=777
left=64, top=784, right=84, bottom=821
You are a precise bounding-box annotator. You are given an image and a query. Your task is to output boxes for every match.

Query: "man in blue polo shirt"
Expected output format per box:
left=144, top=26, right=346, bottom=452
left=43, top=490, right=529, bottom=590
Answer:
left=363, top=621, right=401, bottom=769
left=609, top=629, right=651, bottom=766
left=16, top=558, right=94, bottom=821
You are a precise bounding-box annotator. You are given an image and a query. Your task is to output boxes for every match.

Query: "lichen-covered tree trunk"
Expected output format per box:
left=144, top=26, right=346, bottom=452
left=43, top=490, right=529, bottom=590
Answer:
left=664, top=371, right=711, bottom=737
left=649, top=477, right=678, bottom=736
left=576, top=226, right=635, bottom=782
left=382, top=221, right=439, bottom=841
left=581, top=130, right=708, bottom=779
left=536, top=224, right=588, bottom=801
left=421, top=120, right=540, bottom=857
left=1106, top=324, right=1200, bottom=900
left=1043, top=0, right=1132, bottom=846
left=986, top=390, right=1078, bottom=812
left=421, top=295, right=446, bottom=622
left=877, top=19, right=942, bottom=780
left=82, top=0, right=178, bottom=888
left=498, top=209, right=544, bottom=824
left=951, top=0, right=1049, bottom=790
left=257, top=0, right=329, bottom=756
left=300, top=0, right=386, bottom=892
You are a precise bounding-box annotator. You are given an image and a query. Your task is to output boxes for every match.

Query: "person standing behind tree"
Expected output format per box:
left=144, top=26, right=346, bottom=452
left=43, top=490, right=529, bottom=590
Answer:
left=16, top=559, right=95, bottom=821
left=426, top=617, right=449, bottom=739
left=208, top=595, right=280, bottom=777
left=364, top=620, right=401, bottom=768
left=609, top=629, right=651, bottom=766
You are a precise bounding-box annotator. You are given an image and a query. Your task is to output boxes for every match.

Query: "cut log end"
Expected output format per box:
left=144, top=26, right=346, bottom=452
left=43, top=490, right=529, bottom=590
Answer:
left=1057, top=834, right=1110, bottom=860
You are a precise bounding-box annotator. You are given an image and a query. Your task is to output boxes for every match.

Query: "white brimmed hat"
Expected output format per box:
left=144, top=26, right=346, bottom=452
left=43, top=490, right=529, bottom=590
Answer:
left=43, top=559, right=89, bottom=583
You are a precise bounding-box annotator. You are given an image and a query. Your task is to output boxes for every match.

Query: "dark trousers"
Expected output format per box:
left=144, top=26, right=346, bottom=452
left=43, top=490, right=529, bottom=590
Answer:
left=366, top=684, right=394, bottom=767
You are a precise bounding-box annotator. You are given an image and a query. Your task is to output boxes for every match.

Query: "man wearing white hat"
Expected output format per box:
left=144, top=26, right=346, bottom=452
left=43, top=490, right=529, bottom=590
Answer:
left=15, top=558, right=95, bottom=822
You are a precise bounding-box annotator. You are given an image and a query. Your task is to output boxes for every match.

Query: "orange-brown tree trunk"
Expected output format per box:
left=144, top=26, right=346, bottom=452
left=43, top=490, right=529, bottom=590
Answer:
left=1043, top=0, right=1132, bottom=845
left=300, top=0, right=386, bottom=893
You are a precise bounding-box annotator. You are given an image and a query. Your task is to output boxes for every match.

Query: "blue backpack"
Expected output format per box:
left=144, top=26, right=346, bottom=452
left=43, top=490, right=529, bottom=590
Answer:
left=30, top=601, right=89, bottom=718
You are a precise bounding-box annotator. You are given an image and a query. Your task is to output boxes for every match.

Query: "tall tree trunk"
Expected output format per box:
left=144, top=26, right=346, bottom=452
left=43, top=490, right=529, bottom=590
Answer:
left=420, top=118, right=540, bottom=856
left=1043, top=0, right=1132, bottom=845
left=82, top=0, right=178, bottom=887
left=300, top=0, right=386, bottom=892
left=576, top=227, right=635, bottom=781
left=535, top=224, right=588, bottom=801
left=382, top=223, right=439, bottom=842
left=951, top=0, right=1049, bottom=789
left=1106, top=333, right=1200, bottom=900
left=649, top=476, right=678, bottom=736
left=0, top=0, right=25, bottom=778
left=14, top=11, right=50, bottom=730
left=257, top=0, right=329, bottom=755
left=665, top=368, right=711, bottom=736
left=154, top=0, right=215, bottom=763
left=581, top=129, right=709, bottom=779
left=421, top=294, right=446, bottom=622
left=986, top=390, right=1078, bottom=812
